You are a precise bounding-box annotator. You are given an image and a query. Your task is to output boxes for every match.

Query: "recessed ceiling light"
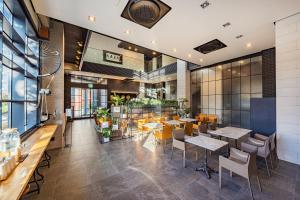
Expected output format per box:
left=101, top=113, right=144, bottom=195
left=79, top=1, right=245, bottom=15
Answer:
left=188, top=54, right=192, bottom=58
left=152, top=51, right=156, bottom=55
left=173, top=48, right=177, bottom=52
left=128, top=46, right=132, bottom=50
left=200, top=1, right=210, bottom=9
left=134, top=48, right=138, bottom=52
left=125, top=29, right=130, bottom=34
left=246, top=43, right=252, bottom=48
left=199, top=58, right=204, bottom=62
left=218, top=65, right=222, bottom=69
left=236, top=35, right=243, bottom=39
left=222, top=22, right=231, bottom=28
left=151, top=40, right=156, bottom=44
left=88, top=16, right=96, bottom=22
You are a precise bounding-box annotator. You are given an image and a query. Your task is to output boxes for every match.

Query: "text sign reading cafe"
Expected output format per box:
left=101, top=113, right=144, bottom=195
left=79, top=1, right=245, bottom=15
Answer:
left=103, top=50, right=123, bottom=64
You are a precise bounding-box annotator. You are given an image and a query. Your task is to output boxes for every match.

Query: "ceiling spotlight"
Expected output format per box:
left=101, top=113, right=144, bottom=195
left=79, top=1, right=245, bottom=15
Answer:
left=199, top=58, right=204, bottom=62
left=246, top=43, right=252, bottom=48
left=218, top=65, right=222, bottom=69
left=125, top=29, right=130, bottom=34
left=151, top=40, right=156, bottom=44
left=128, top=46, right=132, bottom=50
left=134, top=48, right=138, bottom=52
left=152, top=51, right=156, bottom=55
left=173, top=48, right=177, bottom=52
left=76, top=55, right=80, bottom=60
left=88, top=16, right=96, bottom=22
left=239, top=60, right=244, bottom=64
left=236, top=35, right=243, bottom=39
left=75, top=60, right=79, bottom=64
left=188, top=54, right=192, bottom=58
left=200, top=1, right=210, bottom=9
left=77, top=50, right=82, bottom=54
left=222, top=22, right=231, bottom=28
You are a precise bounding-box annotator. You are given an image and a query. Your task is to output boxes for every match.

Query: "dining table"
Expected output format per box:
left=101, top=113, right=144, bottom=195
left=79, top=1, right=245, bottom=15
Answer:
left=179, top=118, right=198, bottom=123
left=207, top=126, right=252, bottom=148
left=185, top=135, right=228, bottom=179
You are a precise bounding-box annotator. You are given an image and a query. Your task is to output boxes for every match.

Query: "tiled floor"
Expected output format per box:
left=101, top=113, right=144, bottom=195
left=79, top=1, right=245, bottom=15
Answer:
left=24, top=119, right=300, bottom=200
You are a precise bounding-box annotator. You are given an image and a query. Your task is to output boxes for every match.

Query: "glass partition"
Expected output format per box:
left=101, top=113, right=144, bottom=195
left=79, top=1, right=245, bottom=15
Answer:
left=191, top=56, right=262, bottom=128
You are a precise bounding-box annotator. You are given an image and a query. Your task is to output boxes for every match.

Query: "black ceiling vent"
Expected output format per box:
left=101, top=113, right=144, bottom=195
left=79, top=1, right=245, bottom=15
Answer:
left=121, top=0, right=171, bottom=29
left=194, top=39, right=227, bottom=54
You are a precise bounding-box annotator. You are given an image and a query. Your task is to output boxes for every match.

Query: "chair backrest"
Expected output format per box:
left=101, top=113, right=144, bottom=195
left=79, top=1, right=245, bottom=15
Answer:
left=163, top=124, right=173, bottom=135
left=184, top=122, right=193, bottom=136
left=198, top=114, right=207, bottom=123
left=173, top=115, right=180, bottom=120
left=207, top=115, right=217, bottom=123
left=198, top=123, right=208, bottom=134
left=172, top=128, right=185, bottom=150
left=172, top=128, right=185, bottom=141
left=231, top=148, right=250, bottom=164
left=270, top=132, right=276, bottom=151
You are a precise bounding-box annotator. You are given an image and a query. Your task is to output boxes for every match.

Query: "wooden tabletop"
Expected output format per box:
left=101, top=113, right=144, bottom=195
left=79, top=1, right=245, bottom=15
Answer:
left=143, top=123, right=163, bottom=129
left=179, top=118, right=198, bottom=122
left=185, top=135, right=228, bottom=151
left=0, top=124, right=58, bottom=200
left=165, top=120, right=183, bottom=126
left=208, top=126, right=252, bottom=140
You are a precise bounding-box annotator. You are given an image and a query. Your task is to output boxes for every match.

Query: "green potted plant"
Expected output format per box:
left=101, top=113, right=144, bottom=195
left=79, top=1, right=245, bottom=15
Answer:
left=101, top=127, right=111, bottom=143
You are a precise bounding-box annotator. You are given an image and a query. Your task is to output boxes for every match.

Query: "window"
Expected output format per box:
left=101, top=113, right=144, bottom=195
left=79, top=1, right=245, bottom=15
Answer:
left=0, top=0, right=39, bottom=135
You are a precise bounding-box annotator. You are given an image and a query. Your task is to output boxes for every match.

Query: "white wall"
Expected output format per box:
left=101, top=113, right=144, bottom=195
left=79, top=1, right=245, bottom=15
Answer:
left=276, top=13, right=300, bottom=165
left=177, top=60, right=190, bottom=102
left=84, top=33, right=144, bottom=71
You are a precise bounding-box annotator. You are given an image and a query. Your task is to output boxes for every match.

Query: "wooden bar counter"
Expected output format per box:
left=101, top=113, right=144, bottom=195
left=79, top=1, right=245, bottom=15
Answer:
left=0, top=124, right=58, bottom=200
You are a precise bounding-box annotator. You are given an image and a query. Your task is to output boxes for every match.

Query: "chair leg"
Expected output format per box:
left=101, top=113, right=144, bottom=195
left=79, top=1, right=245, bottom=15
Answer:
left=265, top=157, right=271, bottom=177
left=195, top=151, right=198, bottom=161
left=219, top=166, right=222, bottom=189
left=248, top=178, right=254, bottom=200
left=171, top=146, right=174, bottom=160
left=269, top=154, right=274, bottom=169
left=257, top=175, right=262, bottom=192
left=183, top=150, right=186, bottom=168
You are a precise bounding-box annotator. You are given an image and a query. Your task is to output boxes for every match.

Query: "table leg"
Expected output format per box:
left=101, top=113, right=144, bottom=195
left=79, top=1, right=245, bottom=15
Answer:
left=195, top=149, right=218, bottom=179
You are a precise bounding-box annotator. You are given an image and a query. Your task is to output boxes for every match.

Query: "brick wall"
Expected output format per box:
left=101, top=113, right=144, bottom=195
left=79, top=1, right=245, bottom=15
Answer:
left=276, top=13, right=300, bottom=165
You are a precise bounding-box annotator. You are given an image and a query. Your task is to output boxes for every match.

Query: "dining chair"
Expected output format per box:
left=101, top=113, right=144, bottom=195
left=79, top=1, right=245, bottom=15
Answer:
left=197, top=123, right=209, bottom=137
left=154, top=124, right=172, bottom=151
left=184, top=122, right=193, bottom=136
left=219, top=147, right=262, bottom=200
left=173, top=115, right=180, bottom=120
left=171, top=128, right=197, bottom=167
left=254, top=132, right=277, bottom=165
left=244, top=137, right=272, bottom=177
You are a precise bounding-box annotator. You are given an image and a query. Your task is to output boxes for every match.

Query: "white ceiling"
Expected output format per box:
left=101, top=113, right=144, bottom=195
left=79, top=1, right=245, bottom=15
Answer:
left=32, top=0, right=300, bottom=66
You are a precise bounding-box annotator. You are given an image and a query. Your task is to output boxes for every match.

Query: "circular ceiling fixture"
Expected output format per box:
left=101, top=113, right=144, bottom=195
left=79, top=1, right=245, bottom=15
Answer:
left=128, top=0, right=161, bottom=24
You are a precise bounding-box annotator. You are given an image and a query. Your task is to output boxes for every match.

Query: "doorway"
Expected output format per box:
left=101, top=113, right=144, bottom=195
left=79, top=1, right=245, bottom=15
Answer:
left=71, top=87, right=107, bottom=119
